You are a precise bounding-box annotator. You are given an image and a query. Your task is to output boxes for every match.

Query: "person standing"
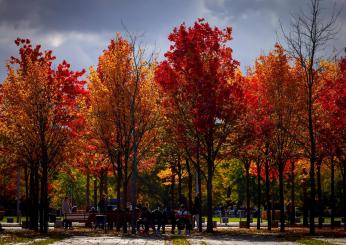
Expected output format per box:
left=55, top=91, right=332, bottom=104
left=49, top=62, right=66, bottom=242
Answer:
left=62, top=196, right=72, bottom=229
left=193, top=193, right=201, bottom=230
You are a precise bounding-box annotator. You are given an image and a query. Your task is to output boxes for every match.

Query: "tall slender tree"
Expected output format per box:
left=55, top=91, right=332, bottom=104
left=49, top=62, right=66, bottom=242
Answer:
left=156, top=19, right=244, bottom=232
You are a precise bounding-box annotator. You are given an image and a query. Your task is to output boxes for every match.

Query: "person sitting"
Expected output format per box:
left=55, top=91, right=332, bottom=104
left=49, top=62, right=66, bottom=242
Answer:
left=137, top=206, right=153, bottom=234
left=86, top=207, right=97, bottom=228
left=152, top=205, right=164, bottom=234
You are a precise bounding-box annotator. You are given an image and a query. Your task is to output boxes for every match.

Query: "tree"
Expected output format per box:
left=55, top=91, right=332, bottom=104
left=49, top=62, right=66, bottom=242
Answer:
left=156, top=19, right=244, bottom=232
left=0, top=38, right=86, bottom=233
left=318, top=56, right=346, bottom=229
left=88, top=33, right=160, bottom=233
left=252, top=44, right=301, bottom=231
left=281, top=0, right=339, bottom=234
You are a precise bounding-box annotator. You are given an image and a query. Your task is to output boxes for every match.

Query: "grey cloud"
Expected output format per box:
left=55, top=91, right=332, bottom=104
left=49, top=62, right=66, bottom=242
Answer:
left=0, top=0, right=345, bottom=81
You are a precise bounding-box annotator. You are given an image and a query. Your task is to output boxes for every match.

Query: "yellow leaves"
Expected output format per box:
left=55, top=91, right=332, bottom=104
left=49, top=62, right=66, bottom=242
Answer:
left=157, top=167, right=174, bottom=186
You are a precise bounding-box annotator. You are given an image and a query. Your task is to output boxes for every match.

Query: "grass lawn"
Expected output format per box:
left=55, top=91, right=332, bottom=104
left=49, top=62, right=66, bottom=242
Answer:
left=202, top=216, right=264, bottom=223
left=202, top=216, right=343, bottom=224
left=297, top=238, right=338, bottom=245
left=0, top=235, right=32, bottom=245
left=171, top=236, right=190, bottom=245
left=0, top=230, right=65, bottom=245
left=1, top=216, right=63, bottom=223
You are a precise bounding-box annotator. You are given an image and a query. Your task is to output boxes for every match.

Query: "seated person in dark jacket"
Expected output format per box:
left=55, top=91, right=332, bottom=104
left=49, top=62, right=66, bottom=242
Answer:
left=152, top=205, right=164, bottom=234
left=137, top=206, right=153, bottom=233
left=176, top=204, right=192, bottom=235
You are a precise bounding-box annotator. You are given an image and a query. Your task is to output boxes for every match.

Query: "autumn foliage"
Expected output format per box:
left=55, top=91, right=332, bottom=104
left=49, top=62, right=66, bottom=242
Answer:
left=0, top=17, right=345, bottom=235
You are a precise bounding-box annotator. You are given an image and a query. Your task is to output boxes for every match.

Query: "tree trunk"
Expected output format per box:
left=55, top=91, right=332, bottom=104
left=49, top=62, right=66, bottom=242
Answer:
left=265, top=156, right=271, bottom=230
left=25, top=162, right=29, bottom=225
left=171, top=164, right=175, bottom=209
left=34, top=164, right=39, bottom=231
left=29, top=160, right=38, bottom=231
left=331, top=157, right=335, bottom=229
left=93, top=178, right=97, bottom=209
left=186, top=159, right=193, bottom=211
left=29, top=162, right=33, bottom=229
left=105, top=171, right=108, bottom=197
left=177, top=156, right=182, bottom=200
left=303, top=176, right=308, bottom=227
left=316, top=160, right=323, bottom=228
left=86, top=168, right=90, bottom=208
left=206, top=147, right=214, bottom=233
left=117, top=152, right=122, bottom=205
left=256, top=159, right=261, bottom=230
left=343, top=159, right=346, bottom=230
left=130, top=138, right=138, bottom=234
left=308, top=84, right=316, bottom=235
left=197, top=153, right=202, bottom=232
left=245, top=159, right=250, bottom=229
left=16, top=162, right=21, bottom=223
left=123, top=157, right=128, bottom=210
left=290, top=160, right=296, bottom=225
left=279, top=162, right=285, bottom=232
left=196, top=140, right=202, bottom=232
left=123, top=177, right=128, bottom=233
left=40, top=168, right=48, bottom=233
left=99, top=170, right=104, bottom=201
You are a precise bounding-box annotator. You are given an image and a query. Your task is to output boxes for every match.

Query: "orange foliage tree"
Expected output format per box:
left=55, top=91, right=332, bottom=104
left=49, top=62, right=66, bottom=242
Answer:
left=0, top=38, right=86, bottom=233
left=88, top=33, right=161, bottom=233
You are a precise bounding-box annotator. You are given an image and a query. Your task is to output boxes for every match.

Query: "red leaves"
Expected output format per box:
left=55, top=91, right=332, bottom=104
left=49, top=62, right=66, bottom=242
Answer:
left=156, top=19, right=242, bottom=136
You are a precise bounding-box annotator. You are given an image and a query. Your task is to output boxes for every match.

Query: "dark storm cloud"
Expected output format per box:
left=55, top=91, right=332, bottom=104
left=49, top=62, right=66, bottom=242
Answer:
left=202, top=0, right=346, bottom=68
left=0, top=0, right=345, bottom=81
left=0, top=0, right=197, bottom=32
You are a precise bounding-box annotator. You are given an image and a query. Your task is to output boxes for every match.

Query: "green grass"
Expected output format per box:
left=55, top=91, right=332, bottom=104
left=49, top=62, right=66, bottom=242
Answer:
left=0, top=237, right=65, bottom=245
left=0, top=236, right=33, bottom=245
left=172, top=236, right=190, bottom=245
left=202, top=216, right=261, bottom=223
left=0, top=231, right=66, bottom=245
left=1, top=216, right=63, bottom=222
left=297, top=238, right=338, bottom=245
left=201, top=216, right=343, bottom=223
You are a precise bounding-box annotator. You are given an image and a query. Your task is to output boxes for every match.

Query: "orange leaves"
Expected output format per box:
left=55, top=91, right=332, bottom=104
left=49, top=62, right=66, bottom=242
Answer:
left=87, top=33, right=160, bottom=179
left=0, top=38, right=86, bottom=174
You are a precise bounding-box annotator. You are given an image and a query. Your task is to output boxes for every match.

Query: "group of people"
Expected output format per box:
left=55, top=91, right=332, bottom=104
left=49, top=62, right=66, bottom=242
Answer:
left=136, top=203, right=192, bottom=235
left=61, top=193, right=201, bottom=235
left=135, top=193, right=201, bottom=235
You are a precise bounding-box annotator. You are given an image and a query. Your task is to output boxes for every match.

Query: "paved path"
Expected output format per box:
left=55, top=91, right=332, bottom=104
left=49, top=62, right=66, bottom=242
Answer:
left=187, top=235, right=298, bottom=245
left=51, top=235, right=299, bottom=245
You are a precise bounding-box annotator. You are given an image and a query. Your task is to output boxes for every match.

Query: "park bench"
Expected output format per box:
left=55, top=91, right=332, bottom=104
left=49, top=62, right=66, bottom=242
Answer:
left=65, top=212, right=90, bottom=223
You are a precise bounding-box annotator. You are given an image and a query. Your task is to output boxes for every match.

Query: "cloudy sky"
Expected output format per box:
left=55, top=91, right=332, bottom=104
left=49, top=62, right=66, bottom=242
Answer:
left=0, top=0, right=345, bottom=81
